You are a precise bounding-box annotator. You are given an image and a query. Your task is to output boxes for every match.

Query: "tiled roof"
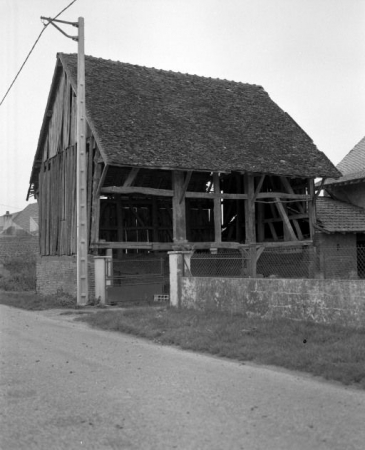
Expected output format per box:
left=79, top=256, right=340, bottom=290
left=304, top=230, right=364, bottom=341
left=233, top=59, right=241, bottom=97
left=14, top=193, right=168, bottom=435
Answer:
left=58, top=53, right=339, bottom=178
left=316, top=196, right=365, bottom=233
left=324, top=136, right=365, bottom=186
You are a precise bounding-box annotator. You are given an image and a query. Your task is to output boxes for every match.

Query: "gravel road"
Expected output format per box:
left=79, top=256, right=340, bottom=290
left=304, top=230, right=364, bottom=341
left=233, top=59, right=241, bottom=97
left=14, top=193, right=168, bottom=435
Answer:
left=1, top=304, right=364, bottom=450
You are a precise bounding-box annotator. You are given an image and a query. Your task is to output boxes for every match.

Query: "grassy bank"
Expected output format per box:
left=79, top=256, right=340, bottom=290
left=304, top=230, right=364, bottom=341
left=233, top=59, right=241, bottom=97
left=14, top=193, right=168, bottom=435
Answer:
left=76, top=306, right=365, bottom=389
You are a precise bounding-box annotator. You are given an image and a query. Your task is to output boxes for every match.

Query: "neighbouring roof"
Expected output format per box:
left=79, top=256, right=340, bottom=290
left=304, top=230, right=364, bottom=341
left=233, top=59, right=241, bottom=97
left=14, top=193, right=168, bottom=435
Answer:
left=324, top=136, right=365, bottom=186
left=57, top=53, right=339, bottom=178
left=316, top=196, right=365, bottom=233
left=12, top=203, right=38, bottom=233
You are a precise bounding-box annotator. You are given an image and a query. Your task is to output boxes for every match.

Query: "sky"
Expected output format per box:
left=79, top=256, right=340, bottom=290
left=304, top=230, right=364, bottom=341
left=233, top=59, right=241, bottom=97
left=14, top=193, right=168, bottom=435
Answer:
left=1, top=0, right=365, bottom=216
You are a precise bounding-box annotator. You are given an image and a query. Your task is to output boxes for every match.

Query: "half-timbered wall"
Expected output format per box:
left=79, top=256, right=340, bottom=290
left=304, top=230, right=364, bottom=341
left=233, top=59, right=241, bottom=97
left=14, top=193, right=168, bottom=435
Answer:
left=37, top=69, right=96, bottom=256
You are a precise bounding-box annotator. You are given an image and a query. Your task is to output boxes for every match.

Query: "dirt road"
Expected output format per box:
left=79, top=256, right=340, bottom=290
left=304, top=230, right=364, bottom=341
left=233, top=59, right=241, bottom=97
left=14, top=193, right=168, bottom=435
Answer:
left=1, top=304, right=364, bottom=450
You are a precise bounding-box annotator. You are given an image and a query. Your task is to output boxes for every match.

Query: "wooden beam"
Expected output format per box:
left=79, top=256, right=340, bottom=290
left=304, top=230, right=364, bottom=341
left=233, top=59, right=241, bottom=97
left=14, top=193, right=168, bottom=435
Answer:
left=172, top=171, right=187, bottom=242
left=257, top=202, right=265, bottom=242
left=102, top=186, right=174, bottom=197
left=123, top=167, right=139, bottom=187
left=116, top=195, right=124, bottom=243
left=236, top=173, right=243, bottom=242
left=279, top=176, right=305, bottom=213
left=256, top=192, right=311, bottom=200
left=96, top=164, right=109, bottom=196
left=101, top=186, right=249, bottom=200
left=186, top=192, right=248, bottom=200
left=263, top=213, right=308, bottom=224
left=90, top=239, right=313, bottom=251
left=275, top=198, right=298, bottom=241
left=253, top=175, right=266, bottom=200
left=179, top=171, right=193, bottom=204
left=279, top=176, right=303, bottom=240
left=314, top=178, right=327, bottom=199
left=213, top=173, right=222, bottom=243
left=244, top=174, right=256, bottom=244
left=244, top=173, right=256, bottom=276
left=152, top=197, right=159, bottom=242
left=268, top=222, right=278, bottom=241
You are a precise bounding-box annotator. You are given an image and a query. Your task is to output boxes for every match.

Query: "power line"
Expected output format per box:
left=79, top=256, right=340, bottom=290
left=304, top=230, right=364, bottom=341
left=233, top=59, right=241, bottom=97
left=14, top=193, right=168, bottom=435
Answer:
left=0, top=0, right=78, bottom=107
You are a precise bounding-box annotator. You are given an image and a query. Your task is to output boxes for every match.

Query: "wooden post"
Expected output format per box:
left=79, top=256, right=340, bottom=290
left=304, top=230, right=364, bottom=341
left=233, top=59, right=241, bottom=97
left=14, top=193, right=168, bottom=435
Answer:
left=236, top=173, right=243, bottom=242
left=116, top=195, right=124, bottom=259
left=257, top=202, right=265, bottom=242
left=172, top=171, right=186, bottom=242
left=152, top=197, right=159, bottom=242
left=244, top=173, right=256, bottom=277
left=213, top=173, right=222, bottom=243
left=308, top=178, right=315, bottom=240
left=76, top=17, right=88, bottom=305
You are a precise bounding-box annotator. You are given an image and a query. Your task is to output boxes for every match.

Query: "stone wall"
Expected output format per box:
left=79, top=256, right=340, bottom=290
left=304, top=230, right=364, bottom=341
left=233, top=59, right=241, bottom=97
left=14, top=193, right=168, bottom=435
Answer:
left=0, top=236, right=38, bottom=262
left=181, top=277, right=365, bottom=328
left=36, top=255, right=95, bottom=301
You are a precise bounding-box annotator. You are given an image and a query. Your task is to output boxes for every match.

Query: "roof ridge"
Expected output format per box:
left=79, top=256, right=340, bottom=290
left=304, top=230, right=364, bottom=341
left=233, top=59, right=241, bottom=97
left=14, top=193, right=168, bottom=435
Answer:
left=58, top=52, right=264, bottom=90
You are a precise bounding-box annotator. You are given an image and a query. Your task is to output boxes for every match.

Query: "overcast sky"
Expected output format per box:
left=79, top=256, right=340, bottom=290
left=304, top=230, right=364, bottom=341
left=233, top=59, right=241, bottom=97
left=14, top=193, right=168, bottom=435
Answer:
left=1, top=0, right=365, bottom=216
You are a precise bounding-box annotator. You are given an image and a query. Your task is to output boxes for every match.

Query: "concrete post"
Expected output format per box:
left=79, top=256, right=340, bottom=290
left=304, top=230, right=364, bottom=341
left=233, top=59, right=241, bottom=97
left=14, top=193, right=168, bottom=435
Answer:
left=94, top=256, right=108, bottom=305
left=168, top=250, right=194, bottom=307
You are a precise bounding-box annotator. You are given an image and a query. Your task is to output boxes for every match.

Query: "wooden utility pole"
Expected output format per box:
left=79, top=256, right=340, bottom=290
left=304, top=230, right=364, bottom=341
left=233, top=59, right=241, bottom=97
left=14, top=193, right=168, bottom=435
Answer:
left=76, top=17, right=88, bottom=305
left=40, top=16, right=88, bottom=305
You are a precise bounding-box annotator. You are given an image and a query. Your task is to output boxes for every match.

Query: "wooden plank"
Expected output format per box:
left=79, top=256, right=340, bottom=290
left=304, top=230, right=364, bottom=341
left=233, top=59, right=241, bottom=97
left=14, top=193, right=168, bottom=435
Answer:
left=172, top=171, right=187, bottom=242
left=87, top=139, right=94, bottom=243
left=46, top=162, right=50, bottom=255
left=90, top=153, right=102, bottom=245
left=213, top=173, right=221, bottom=243
left=308, top=178, right=315, bottom=240
left=71, top=145, right=77, bottom=254
left=123, top=167, right=139, bottom=187
left=275, top=198, right=298, bottom=241
left=38, top=163, right=44, bottom=255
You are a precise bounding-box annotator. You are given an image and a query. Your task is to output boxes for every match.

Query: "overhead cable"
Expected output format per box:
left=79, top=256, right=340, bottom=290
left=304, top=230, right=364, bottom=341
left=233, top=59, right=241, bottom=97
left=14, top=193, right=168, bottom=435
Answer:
left=0, top=0, right=78, bottom=106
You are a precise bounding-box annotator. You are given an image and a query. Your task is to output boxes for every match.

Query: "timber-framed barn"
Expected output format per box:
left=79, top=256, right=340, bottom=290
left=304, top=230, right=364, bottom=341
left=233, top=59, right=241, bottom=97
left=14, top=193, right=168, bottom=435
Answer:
left=28, top=53, right=340, bottom=301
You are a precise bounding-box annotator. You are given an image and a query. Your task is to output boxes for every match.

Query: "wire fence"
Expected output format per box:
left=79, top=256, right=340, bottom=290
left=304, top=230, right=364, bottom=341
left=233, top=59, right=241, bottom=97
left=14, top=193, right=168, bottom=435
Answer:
left=188, top=245, right=365, bottom=280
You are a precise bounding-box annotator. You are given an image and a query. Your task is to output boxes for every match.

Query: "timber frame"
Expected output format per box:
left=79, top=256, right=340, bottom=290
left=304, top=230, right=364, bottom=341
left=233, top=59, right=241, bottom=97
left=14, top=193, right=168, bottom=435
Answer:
left=28, top=53, right=340, bottom=278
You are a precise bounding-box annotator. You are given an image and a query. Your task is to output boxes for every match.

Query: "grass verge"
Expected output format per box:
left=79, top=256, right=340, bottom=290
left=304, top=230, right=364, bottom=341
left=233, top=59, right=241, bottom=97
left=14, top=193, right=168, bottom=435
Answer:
left=76, top=306, right=365, bottom=389
left=0, top=290, right=77, bottom=310
left=0, top=258, right=36, bottom=291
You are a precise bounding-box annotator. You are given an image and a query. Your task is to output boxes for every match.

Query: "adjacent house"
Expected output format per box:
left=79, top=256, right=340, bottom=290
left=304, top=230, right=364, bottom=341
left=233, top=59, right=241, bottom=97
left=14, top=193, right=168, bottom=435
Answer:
left=0, top=204, right=38, bottom=236
left=27, top=53, right=340, bottom=301
left=315, top=136, right=365, bottom=278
